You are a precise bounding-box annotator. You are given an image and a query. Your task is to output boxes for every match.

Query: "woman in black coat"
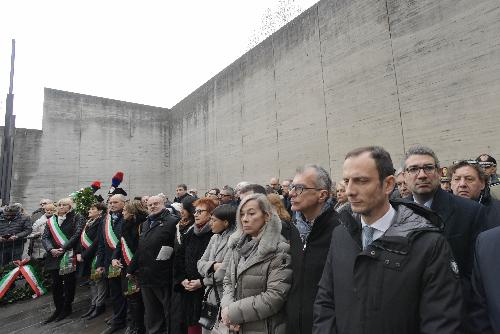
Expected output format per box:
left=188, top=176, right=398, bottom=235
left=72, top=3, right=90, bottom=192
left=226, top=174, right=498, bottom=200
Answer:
left=112, top=200, right=148, bottom=334
left=174, top=197, right=217, bottom=334
left=41, top=198, right=85, bottom=323
left=76, top=202, right=107, bottom=319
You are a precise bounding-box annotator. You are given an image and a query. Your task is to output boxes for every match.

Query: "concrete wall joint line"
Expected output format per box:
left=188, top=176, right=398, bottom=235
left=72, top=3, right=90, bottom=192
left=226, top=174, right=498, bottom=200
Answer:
left=272, top=36, right=281, bottom=179
left=316, top=4, right=333, bottom=176
left=384, top=0, right=406, bottom=154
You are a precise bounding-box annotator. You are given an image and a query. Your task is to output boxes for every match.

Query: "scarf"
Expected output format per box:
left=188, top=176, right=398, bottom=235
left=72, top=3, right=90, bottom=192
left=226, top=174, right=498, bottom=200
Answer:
left=194, top=221, right=212, bottom=236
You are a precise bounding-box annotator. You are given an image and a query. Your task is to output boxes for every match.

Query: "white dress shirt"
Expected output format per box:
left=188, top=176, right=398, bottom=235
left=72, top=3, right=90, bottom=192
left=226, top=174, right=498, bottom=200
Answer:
left=361, top=205, right=396, bottom=243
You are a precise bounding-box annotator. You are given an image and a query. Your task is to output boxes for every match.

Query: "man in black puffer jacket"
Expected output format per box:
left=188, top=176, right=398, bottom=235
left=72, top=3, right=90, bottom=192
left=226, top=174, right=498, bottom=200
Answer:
left=313, top=146, right=463, bottom=334
left=128, top=195, right=178, bottom=334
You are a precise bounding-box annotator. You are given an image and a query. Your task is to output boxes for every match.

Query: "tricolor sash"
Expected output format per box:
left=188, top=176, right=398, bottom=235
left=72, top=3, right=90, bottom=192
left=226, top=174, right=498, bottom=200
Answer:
left=0, top=267, right=20, bottom=299
left=0, top=259, right=47, bottom=300
left=80, top=228, right=93, bottom=249
left=105, top=214, right=119, bottom=250
left=47, top=216, right=69, bottom=247
left=120, top=237, right=134, bottom=266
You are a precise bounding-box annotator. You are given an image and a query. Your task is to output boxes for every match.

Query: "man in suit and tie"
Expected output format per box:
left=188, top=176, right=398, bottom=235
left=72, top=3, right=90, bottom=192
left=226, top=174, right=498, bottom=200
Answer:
left=128, top=195, right=179, bottom=334
left=403, top=146, right=485, bottom=327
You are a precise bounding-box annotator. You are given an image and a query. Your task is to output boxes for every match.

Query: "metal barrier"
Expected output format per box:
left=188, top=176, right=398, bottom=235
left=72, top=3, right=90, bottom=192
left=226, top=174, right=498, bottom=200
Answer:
left=0, top=235, right=45, bottom=267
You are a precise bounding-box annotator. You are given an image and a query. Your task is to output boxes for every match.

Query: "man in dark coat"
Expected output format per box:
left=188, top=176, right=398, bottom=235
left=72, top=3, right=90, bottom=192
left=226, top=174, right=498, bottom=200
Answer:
left=41, top=198, right=84, bottom=323
left=173, top=183, right=191, bottom=203
left=96, top=194, right=127, bottom=333
left=0, top=205, right=32, bottom=266
left=285, top=165, right=341, bottom=334
left=314, top=146, right=464, bottom=333
left=128, top=195, right=178, bottom=334
left=449, top=160, right=500, bottom=230
left=404, top=146, right=484, bottom=325
left=470, top=226, right=500, bottom=333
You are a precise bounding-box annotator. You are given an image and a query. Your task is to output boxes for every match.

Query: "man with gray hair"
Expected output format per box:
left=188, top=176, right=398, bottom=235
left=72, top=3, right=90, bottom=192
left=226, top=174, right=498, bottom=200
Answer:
left=286, top=164, right=341, bottom=334
left=31, top=198, right=53, bottom=222
left=404, top=145, right=485, bottom=328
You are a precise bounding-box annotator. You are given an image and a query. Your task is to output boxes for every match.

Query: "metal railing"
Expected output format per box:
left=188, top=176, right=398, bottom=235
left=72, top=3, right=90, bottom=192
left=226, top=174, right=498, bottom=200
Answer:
left=0, top=235, right=45, bottom=267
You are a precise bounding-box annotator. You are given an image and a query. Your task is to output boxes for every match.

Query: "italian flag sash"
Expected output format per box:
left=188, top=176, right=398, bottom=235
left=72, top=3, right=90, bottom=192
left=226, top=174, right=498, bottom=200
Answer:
left=0, top=259, right=46, bottom=299
left=19, top=264, right=47, bottom=297
left=0, top=267, right=20, bottom=299
left=80, top=228, right=93, bottom=249
left=120, top=237, right=134, bottom=266
left=105, top=214, right=119, bottom=250
left=47, top=216, right=69, bottom=247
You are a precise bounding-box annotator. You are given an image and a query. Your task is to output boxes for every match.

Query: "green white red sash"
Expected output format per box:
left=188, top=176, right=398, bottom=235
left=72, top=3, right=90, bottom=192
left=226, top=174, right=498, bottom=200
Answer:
left=19, top=264, right=47, bottom=297
left=120, top=237, right=134, bottom=266
left=47, top=216, right=69, bottom=247
left=0, top=259, right=46, bottom=299
left=80, top=228, right=93, bottom=249
left=0, top=267, right=20, bottom=299
left=105, top=214, right=118, bottom=250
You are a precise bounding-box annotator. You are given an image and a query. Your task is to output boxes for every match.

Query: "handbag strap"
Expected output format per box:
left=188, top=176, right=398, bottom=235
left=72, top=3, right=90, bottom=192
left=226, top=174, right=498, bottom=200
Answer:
left=212, top=274, right=221, bottom=305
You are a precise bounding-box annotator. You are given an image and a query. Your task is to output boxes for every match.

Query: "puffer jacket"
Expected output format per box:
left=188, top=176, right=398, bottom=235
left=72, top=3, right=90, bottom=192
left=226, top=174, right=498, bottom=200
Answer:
left=221, top=212, right=292, bottom=334
left=197, top=226, right=236, bottom=307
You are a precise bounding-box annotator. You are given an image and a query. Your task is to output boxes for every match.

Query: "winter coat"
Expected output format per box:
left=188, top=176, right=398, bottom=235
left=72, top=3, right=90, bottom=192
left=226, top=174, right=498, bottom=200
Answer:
left=0, top=213, right=32, bottom=239
left=41, top=210, right=85, bottom=271
left=77, top=215, right=104, bottom=277
left=197, top=227, right=235, bottom=309
left=25, top=214, right=48, bottom=259
left=470, top=226, right=500, bottom=333
left=96, top=212, right=125, bottom=272
left=174, top=222, right=213, bottom=326
left=286, top=201, right=341, bottom=334
left=313, top=200, right=464, bottom=334
left=221, top=212, right=292, bottom=334
left=128, top=209, right=178, bottom=287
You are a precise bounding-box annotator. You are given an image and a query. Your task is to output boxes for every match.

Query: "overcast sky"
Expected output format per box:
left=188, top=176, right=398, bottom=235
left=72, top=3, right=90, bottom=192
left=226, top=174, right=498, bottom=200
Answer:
left=0, top=0, right=317, bottom=129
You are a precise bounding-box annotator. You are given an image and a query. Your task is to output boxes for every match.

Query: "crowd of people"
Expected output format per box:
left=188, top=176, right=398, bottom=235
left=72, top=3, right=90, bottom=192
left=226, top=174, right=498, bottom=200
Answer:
left=0, top=146, right=499, bottom=334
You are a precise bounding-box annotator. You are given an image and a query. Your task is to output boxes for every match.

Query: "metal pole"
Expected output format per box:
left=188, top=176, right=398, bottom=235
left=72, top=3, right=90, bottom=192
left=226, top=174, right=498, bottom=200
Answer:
left=0, top=39, right=16, bottom=205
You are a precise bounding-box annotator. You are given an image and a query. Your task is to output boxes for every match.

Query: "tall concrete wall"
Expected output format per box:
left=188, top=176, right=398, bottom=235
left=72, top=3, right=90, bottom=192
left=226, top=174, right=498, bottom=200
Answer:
left=6, top=89, right=170, bottom=212
left=169, top=0, right=500, bottom=193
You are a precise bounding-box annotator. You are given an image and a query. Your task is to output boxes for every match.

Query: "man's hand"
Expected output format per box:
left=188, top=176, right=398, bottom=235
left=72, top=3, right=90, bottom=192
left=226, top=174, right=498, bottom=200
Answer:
left=76, top=254, right=83, bottom=262
left=112, top=259, right=123, bottom=269
left=96, top=267, right=105, bottom=274
left=8, top=235, right=17, bottom=240
left=213, top=262, right=223, bottom=272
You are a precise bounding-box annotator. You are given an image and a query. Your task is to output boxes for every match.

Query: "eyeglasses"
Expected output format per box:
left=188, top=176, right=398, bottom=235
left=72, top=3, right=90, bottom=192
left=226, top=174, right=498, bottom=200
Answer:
left=405, top=165, right=437, bottom=175
left=220, top=194, right=232, bottom=197
left=289, top=184, right=324, bottom=195
left=194, top=209, right=208, bottom=215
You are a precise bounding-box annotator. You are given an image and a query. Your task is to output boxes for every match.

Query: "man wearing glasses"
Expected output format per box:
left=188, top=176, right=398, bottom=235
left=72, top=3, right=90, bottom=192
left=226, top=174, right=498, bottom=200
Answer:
left=404, top=145, right=484, bottom=329
left=286, top=165, right=341, bottom=334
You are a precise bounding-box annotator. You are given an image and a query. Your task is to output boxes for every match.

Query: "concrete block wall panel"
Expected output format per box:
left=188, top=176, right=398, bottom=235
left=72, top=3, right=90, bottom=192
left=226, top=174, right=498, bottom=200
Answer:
left=388, top=0, right=500, bottom=167
left=13, top=88, right=170, bottom=212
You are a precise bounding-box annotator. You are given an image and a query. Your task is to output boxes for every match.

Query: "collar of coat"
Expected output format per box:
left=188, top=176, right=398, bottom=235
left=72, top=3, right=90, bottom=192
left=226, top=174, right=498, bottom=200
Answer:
left=341, top=199, right=443, bottom=255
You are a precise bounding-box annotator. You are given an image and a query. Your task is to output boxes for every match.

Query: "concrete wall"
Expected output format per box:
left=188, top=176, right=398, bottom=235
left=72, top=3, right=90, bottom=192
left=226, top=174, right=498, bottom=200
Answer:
left=169, top=0, right=500, bottom=193
left=6, top=88, right=170, bottom=212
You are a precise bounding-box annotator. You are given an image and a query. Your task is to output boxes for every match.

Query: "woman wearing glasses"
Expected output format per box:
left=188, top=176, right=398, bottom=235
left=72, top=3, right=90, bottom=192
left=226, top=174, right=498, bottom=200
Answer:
left=175, top=197, right=218, bottom=334
left=220, top=193, right=292, bottom=333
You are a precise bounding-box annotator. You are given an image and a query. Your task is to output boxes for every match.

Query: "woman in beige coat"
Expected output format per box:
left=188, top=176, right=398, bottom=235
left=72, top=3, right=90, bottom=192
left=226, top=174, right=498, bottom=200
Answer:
left=220, top=193, right=292, bottom=334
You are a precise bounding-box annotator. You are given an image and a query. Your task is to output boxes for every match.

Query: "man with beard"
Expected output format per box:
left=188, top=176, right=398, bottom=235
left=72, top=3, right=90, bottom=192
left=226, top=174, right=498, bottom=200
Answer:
left=404, top=146, right=484, bottom=328
left=96, top=194, right=127, bottom=333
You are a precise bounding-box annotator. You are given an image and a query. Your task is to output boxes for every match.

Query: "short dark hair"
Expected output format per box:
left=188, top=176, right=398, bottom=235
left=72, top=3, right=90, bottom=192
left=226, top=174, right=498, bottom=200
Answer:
left=345, top=146, right=395, bottom=183
left=177, top=184, right=187, bottom=190
left=449, top=160, right=487, bottom=183
left=239, top=184, right=267, bottom=195
left=404, top=146, right=440, bottom=169
left=212, top=204, right=237, bottom=228
left=91, top=202, right=108, bottom=212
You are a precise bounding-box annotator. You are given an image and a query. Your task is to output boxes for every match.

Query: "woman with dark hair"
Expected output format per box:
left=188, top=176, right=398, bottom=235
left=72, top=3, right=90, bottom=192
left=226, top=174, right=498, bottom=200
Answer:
left=111, top=200, right=148, bottom=334
left=175, top=197, right=217, bottom=334
left=77, top=202, right=108, bottom=320
left=220, top=193, right=292, bottom=333
left=197, top=204, right=237, bottom=333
